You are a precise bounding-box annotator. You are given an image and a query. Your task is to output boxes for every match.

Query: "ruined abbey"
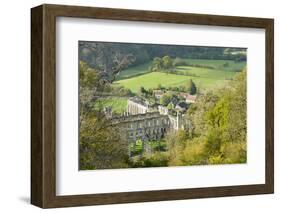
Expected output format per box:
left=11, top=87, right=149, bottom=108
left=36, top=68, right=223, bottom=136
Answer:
left=109, top=97, right=190, bottom=144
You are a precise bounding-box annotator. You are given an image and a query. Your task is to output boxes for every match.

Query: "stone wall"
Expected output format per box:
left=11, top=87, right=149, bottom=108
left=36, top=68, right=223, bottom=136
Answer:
left=111, top=98, right=190, bottom=149
left=127, top=98, right=149, bottom=115
left=112, top=112, right=170, bottom=142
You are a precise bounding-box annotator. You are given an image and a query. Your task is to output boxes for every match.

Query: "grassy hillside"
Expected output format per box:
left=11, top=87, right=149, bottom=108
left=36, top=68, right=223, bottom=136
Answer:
left=175, top=66, right=236, bottom=79
left=114, top=72, right=235, bottom=93
left=114, top=58, right=246, bottom=93
left=116, top=62, right=152, bottom=80
left=182, top=59, right=246, bottom=72
left=94, top=97, right=128, bottom=114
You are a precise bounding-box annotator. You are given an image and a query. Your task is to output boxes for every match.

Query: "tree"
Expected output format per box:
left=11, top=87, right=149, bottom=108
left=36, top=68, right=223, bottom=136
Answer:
left=180, top=137, right=206, bottom=166
left=204, top=128, right=223, bottom=157
left=79, top=61, right=98, bottom=89
left=160, top=93, right=173, bottom=106
left=79, top=110, right=129, bottom=170
left=139, top=86, right=148, bottom=97
left=79, top=61, right=99, bottom=118
left=168, top=70, right=247, bottom=166
left=147, top=89, right=153, bottom=96
left=80, top=42, right=136, bottom=83
left=187, top=79, right=197, bottom=95
left=166, top=129, right=188, bottom=166
left=167, top=102, right=174, bottom=110
left=162, top=55, right=173, bottom=69
left=152, top=57, right=163, bottom=71
left=79, top=61, right=129, bottom=170
left=151, top=56, right=174, bottom=72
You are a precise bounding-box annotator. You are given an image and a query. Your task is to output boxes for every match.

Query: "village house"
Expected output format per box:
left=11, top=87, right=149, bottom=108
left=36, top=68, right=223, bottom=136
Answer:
left=179, top=92, right=189, bottom=99
left=175, top=101, right=189, bottom=112
left=179, top=92, right=197, bottom=103
left=153, top=89, right=165, bottom=99
left=185, top=94, right=197, bottom=103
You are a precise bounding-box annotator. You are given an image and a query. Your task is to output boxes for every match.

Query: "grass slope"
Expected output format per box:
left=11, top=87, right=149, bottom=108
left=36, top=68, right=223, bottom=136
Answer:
left=116, top=62, right=152, bottom=80
left=183, top=59, right=246, bottom=72
left=175, top=66, right=236, bottom=79
left=94, top=97, right=128, bottom=114
left=114, top=59, right=246, bottom=93
left=98, top=59, right=245, bottom=112
left=113, top=72, right=234, bottom=93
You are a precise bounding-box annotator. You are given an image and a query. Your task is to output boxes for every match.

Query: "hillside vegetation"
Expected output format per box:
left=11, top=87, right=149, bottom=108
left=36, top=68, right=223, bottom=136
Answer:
left=79, top=41, right=246, bottom=83
left=113, top=58, right=245, bottom=93
left=116, top=62, right=152, bottom=80
left=94, top=97, right=128, bottom=114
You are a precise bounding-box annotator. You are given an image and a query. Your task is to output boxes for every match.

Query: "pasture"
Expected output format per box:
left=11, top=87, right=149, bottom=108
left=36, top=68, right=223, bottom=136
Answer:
left=114, top=72, right=233, bottom=93
left=175, top=66, right=237, bottom=79
left=183, top=59, right=246, bottom=72
left=113, top=58, right=246, bottom=93
left=116, top=62, right=152, bottom=80
left=94, top=97, right=128, bottom=114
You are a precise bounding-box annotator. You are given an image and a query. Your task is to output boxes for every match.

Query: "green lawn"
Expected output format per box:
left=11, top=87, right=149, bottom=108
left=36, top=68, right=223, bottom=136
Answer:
left=116, top=62, right=152, bottom=80
left=175, top=66, right=237, bottom=80
left=94, top=97, right=128, bottom=114
left=182, top=59, right=246, bottom=72
left=114, top=58, right=245, bottom=93
left=113, top=72, right=234, bottom=93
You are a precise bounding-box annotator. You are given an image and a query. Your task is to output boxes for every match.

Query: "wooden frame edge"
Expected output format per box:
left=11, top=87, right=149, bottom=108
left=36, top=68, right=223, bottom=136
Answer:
left=265, top=18, right=274, bottom=194
left=31, top=5, right=44, bottom=207
left=31, top=4, right=274, bottom=208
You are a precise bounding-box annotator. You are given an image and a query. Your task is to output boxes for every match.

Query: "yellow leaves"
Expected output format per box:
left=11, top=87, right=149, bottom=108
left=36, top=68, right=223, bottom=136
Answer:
left=208, top=155, right=224, bottom=164
left=180, top=138, right=206, bottom=166
left=79, top=110, right=129, bottom=169
left=220, top=142, right=247, bottom=164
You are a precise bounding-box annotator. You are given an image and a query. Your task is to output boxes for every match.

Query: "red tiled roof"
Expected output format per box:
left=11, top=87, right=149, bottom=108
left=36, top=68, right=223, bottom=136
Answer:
left=186, top=94, right=197, bottom=101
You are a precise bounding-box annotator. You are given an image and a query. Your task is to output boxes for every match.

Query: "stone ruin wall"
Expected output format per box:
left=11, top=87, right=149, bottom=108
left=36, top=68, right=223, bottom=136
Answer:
left=112, top=112, right=170, bottom=143
left=110, top=98, right=190, bottom=145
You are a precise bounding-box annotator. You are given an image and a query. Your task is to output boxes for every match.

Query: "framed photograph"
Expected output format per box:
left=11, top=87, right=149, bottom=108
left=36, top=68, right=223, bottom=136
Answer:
left=31, top=4, right=274, bottom=208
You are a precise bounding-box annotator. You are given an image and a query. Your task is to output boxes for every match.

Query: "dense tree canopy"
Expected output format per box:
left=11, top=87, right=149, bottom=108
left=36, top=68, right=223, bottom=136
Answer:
left=165, top=69, right=247, bottom=165
left=79, top=61, right=129, bottom=169
left=162, top=56, right=173, bottom=69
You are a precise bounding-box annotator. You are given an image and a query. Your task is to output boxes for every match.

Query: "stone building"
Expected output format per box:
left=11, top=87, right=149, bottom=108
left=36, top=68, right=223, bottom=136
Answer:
left=153, top=90, right=165, bottom=99
left=127, top=97, right=149, bottom=115
left=185, top=94, right=197, bottom=103
left=111, top=98, right=190, bottom=144
left=111, top=112, right=170, bottom=142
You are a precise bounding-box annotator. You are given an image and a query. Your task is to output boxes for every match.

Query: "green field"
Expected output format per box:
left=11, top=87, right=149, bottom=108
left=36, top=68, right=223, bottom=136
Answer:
left=116, top=62, right=152, bottom=80
left=113, top=59, right=246, bottom=93
left=182, top=59, right=246, bottom=72
left=94, top=97, right=128, bottom=114
left=175, top=66, right=237, bottom=79
left=114, top=72, right=233, bottom=93
left=97, top=59, right=245, bottom=112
